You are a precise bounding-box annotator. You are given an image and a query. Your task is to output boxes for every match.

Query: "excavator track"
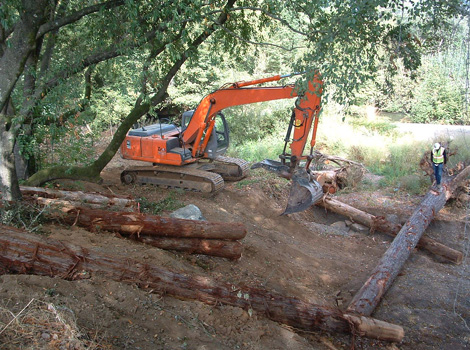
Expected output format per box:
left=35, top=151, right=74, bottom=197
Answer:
left=120, top=165, right=225, bottom=193
left=211, top=156, right=250, bottom=181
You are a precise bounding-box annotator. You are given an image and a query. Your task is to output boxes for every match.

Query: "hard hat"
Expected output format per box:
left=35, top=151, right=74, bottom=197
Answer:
left=434, top=142, right=440, bottom=150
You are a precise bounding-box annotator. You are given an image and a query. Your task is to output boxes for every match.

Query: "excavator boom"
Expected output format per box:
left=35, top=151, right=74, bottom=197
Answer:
left=120, top=72, right=324, bottom=214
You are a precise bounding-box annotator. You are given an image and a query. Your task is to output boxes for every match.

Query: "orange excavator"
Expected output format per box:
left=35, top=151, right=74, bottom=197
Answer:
left=120, top=72, right=323, bottom=214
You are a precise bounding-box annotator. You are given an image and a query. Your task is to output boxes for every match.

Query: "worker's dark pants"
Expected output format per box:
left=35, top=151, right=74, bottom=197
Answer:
left=434, top=162, right=443, bottom=185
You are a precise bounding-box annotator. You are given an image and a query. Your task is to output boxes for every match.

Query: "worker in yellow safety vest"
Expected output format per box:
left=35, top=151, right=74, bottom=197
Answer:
left=431, top=142, right=447, bottom=188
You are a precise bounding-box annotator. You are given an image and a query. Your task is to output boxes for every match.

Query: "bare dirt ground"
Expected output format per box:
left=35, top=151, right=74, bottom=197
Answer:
left=0, top=152, right=469, bottom=349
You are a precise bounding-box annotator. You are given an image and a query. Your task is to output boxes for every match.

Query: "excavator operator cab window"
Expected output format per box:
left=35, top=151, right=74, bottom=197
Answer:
left=206, top=112, right=230, bottom=158
left=215, top=112, right=229, bottom=147
left=181, top=110, right=194, bottom=131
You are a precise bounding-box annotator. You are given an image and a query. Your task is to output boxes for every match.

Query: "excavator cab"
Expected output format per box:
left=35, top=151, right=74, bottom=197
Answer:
left=182, top=111, right=230, bottom=159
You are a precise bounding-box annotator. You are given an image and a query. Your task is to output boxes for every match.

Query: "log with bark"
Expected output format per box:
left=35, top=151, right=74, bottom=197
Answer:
left=134, top=236, right=243, bottom=260
left=346, top=165, right=470, bottom=316
left=317, top=197, right=463, bottom=264
left=57, top=206, right=247, bottom=240
left=15, top=186, right=137, bottom=211
left=0, top=225, right=404, bottom=343
left=50, top=206, right=246, bottom=258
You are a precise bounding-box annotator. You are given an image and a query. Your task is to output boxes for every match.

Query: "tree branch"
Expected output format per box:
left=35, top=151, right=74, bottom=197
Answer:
left=220, top=6, right=310, bottom=37
left=19, top=28, right=169, bottom=118
left=217, top=25, right=305, bottom=51
left=39, top=0, right=69, bottom=78
left=36, top=0, right=125, bottom=39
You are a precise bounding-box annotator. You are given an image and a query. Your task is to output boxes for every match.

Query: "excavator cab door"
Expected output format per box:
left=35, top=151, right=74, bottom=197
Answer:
left=181, top=110, right=195, bottom=131
left=206, top=112, right=230, bottom=159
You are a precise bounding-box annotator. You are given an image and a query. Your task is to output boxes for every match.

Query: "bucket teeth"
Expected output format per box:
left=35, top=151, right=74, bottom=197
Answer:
left=251, top=159, right=289, bottom=172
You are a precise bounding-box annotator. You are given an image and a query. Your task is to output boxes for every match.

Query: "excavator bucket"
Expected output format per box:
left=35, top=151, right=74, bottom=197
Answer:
left=283, top=168, right=323, bottom=215
left=251, top=160, right=324, bottom=215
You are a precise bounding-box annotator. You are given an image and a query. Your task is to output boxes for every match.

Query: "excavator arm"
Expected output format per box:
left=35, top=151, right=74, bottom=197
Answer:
left=183, top=72, right=324, bottom=214
left=182, top=73, right=323, bottom=168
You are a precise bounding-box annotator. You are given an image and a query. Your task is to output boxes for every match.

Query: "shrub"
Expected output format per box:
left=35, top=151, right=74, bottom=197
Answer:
left=409, top=64, right=465, bottom=124
left=0, top=201, right=47, bottom=233
left=136, top=192, right=184, bottom=215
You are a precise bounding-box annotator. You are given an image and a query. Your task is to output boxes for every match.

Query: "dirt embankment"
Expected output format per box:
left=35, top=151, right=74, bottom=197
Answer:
left=0, top=159, right=469, bottom=349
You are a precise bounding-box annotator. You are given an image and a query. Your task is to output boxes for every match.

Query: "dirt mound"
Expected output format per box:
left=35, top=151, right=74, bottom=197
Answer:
left=1, top=160, right=469, bottom=349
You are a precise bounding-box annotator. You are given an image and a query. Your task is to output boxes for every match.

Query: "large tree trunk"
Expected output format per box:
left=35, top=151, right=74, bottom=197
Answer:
left=0, top=119, right=22, bottom=201
left=0, top=225, right=404, bottom=343
left=346, top=166, right=470, bottom=316
left=0, top=1, right=49, bottom=110
left=0, top=1, right=49, bottom=201
left=318, top=197, right=463, bottom=264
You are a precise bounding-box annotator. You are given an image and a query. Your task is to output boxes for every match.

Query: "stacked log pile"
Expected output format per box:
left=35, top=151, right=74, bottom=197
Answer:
left=57, top=206, right=246, bottom=259
left=2, top=187, right=246, bottom=259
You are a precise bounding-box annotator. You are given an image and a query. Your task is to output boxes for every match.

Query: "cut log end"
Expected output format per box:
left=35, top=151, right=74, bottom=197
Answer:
left=343, top=314, right=404, bottom=343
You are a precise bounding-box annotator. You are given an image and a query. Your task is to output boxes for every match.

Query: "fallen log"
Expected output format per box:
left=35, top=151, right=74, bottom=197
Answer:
left=18, top=186, right=137, bottom=210
left=347, top=166, right=470, bottom=316
left=135, top=236, right=243, bottom=260
left=0, top=225, right=404, bottom=342
left=58, top=207, right=247, bottom=240
left=40, top=204, right=244, bottom=259
left=318, top=197, right=463, bottom=264
left=33, top=197, right=135, bottom=212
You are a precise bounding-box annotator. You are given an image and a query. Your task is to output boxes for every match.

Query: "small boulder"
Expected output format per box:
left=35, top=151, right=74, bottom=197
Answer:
left=330, top=221, right=348, bottom=230
left=350, top=223, right=369, bottom=233
left=170, top=204, right=206, bottom=221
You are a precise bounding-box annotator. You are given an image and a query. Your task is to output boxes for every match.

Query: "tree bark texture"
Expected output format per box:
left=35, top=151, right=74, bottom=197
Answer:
left=19, top=186, right=136, bottom=211
left=57, top=207, right=247, bottom=240
left=347, top=166, right=470, bottom=316
left=0, top=225, right=404, bottom=342
left=0, top=124, right=22, bottom=201
left=318, top=197, right=463, bottom=264
left=135, top=236, right=243, bottom=260
left=0, top=1, right=49, bottom=110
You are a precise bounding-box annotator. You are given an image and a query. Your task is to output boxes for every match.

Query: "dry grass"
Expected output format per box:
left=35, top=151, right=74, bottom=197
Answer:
left=0, top=298, right=110, bottom=349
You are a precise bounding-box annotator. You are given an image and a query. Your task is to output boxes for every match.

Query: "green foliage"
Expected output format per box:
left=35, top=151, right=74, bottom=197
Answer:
left=136, top=192, right=184, bottom=215
left=225, top=101, right=292, bottom=147
left=228, top=131, right=286, bottom=162
left=346, top=106, right=398, bottom=135
left=32, top=124, right=97, bottom=170
left=0, top=201, right=46, bottom=233
left=409, top=62, right=465, bottom=124
left=84, top=87, right=135, bottom=131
